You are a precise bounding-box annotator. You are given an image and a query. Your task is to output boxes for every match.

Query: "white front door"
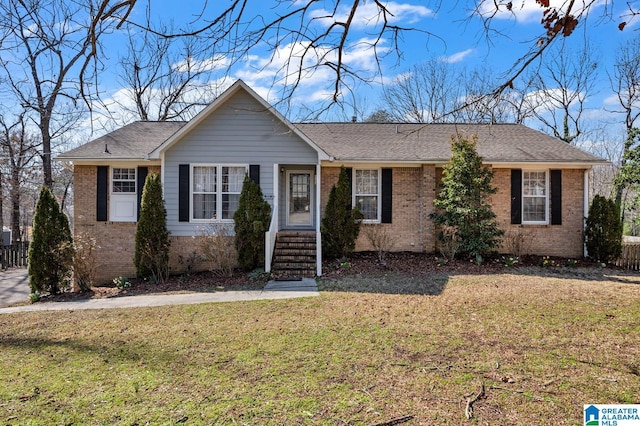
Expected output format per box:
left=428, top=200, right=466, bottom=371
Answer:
left=286, top=170, right=313, bottom=227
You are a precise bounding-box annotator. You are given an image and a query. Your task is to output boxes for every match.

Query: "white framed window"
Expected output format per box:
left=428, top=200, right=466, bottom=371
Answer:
left=354, top=169, right=380, bottom=222
left=191, top=164, right=247, bottom=221
left=221, top=166, right=245, bottom=219
left=112, top=167, right=136, bottom=193
left=193, top=165, right=217, bottom=220
left=522, top=170, right=548, bottom=224
left=110, top=167, right=137, bottom=222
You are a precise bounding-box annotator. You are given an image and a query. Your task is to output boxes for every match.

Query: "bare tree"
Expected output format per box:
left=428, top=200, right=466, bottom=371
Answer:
left=0, top=0, right=109, bottom=187
left=457, top=65, right=536, bottom=124
left=381, top=59, right=463, bottom=123
left=524, top=42, right=599, bottom=144
left=115, top=26, right=221, bottom=122
left=90, top=0, right=633, bottom=106
left=610, top=36, right=640, bottom=210
left=611, top=37, right=640, bottom=134
left=379, top=61, right=536, bottom=124
left=0, top=115, right=40, bottom=242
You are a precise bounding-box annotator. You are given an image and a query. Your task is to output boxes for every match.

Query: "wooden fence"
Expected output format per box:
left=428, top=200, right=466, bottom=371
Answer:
left=616, top=242, right=640, bottom=270
left=0, top=242, right=29, bottom=270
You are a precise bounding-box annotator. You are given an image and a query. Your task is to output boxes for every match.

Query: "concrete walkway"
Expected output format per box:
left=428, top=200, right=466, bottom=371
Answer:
left=0, top=268, right=30, bottom=308
left=0, top=277, right=319, bottom=314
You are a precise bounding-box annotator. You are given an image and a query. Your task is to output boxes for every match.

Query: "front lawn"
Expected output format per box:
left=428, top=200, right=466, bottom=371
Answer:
left=1, top=267, right=639, bottom=425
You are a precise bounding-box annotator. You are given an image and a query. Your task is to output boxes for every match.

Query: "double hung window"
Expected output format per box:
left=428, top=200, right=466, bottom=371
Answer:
left=522, top=171, right=547, bottom=224
left=354, top=169, right=380, bottom=222
left=192, top=165, right=246, bottom=221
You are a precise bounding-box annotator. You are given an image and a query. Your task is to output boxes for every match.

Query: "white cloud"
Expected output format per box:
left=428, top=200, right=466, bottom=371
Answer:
left=310, top=1, right=433, bottom=30
left=172, top=55, right=229, bottom=73
left=524, top=87, right=582, bottom=111
left=231, top=36, right=386, bottom=106
left=344, top=37, right=391, bottom=70
left=477, top=0, right=608, bottom=23
left=441, top=48, right=474, bottom=64
left=602, top=92, right=620, bottom=107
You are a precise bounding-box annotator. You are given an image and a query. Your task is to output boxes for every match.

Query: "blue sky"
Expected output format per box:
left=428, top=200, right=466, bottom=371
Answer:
left=89, top=0, right=637, bottom=153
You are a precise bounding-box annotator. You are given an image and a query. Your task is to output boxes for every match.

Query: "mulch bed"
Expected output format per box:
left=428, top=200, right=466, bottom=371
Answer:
left=38, top=271, right=259, bottom=304
left=36, top=251, right=599, bottom=304
left=319, top=251, right=589, bottom=279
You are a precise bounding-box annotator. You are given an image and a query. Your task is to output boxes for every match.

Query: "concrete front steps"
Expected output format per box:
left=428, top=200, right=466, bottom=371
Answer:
left=270, top=230, right=317, bottom=279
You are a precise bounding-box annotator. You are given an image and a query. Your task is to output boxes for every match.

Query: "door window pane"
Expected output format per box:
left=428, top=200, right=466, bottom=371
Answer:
left=289, top=173, right=311, bottom=225
left=112, top=168, right=136, bottom=193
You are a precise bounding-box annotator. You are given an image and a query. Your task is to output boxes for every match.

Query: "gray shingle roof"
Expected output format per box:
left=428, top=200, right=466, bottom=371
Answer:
left=57, top=121, right=186, bottom=160
left=294, top=123, right=606, bottom=164
left=57, top=120, right=605, bottom=165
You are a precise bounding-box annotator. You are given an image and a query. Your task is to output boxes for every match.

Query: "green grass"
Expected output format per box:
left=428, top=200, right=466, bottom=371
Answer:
left=1, top=269, right=639, bottom=425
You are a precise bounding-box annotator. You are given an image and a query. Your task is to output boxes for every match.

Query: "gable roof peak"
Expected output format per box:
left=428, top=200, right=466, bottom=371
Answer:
left=147, top=79, right=329, bottom=160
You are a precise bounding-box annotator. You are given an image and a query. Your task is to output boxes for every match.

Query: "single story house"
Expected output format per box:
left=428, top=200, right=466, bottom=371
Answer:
left=57, top=80, right=606, bottom=284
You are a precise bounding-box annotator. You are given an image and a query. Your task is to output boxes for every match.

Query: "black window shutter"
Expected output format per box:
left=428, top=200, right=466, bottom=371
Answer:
left=550, top=169, right=562, bottom=225
left=249, top=165, right=260, bottom=184
left=511, top=169, right=522, bottom=225
left=136, top=166, right=148, bottom=221
left=345, top=167, right=353, bottom=208
left=179, top=164, right=190, bottom=222
left=381, top=168, right=393, bottom=223
left=96, top=166, right=108, bottom=222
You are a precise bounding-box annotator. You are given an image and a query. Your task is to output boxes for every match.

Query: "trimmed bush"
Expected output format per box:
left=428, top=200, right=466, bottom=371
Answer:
left=73, top=232, right=98, bottom=292
left=134, top=173, right=170, bottom=282
left=585, top=195, right=622, bottom=263
left=321, top=166, right=363, bottom=259
left=234, top=174, right=272, bottom=271
left=28, top=186, right=74, bottom=294
left=430, top=134, right=503, bottom=259
left=200, top=223, right=236, bottom=277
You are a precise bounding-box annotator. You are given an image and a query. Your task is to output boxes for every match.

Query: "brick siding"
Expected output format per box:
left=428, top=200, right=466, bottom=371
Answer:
left=492, top=168, right=585, bottom=258
left=75, top=164, right=588, bottom=283
left=320, top=166, right=436, bottom=253
left=320, top=165, right=586, bottom=259
left=74, top=165, right=169, bottom=284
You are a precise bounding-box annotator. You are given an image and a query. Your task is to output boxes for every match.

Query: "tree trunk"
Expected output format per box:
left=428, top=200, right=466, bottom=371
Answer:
left=41, top=125, right=53, bottom=188
left=0, top=171, right=4, bottom=242
left=10, top=169, right=21, bottom=243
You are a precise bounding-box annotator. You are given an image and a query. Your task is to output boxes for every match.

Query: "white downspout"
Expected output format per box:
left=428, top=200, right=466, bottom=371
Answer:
left=316, top=163, right=322, bottom=276
left=584, top=169, right=589, bottom=258
left=265, top=163, right=279, bottom=273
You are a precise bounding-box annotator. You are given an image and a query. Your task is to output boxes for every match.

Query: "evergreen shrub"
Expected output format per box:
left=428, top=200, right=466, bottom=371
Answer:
left=234, top=174, right=272, bottom=271
left=134, top=173, right=170, bottom=282
left=321, top=166, right=363, bottom=259
left=28, top=186, right=74, bottom=294
left=430, top=134, right=503, bottom=259
left=585, top=195, right=622, bottom=263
